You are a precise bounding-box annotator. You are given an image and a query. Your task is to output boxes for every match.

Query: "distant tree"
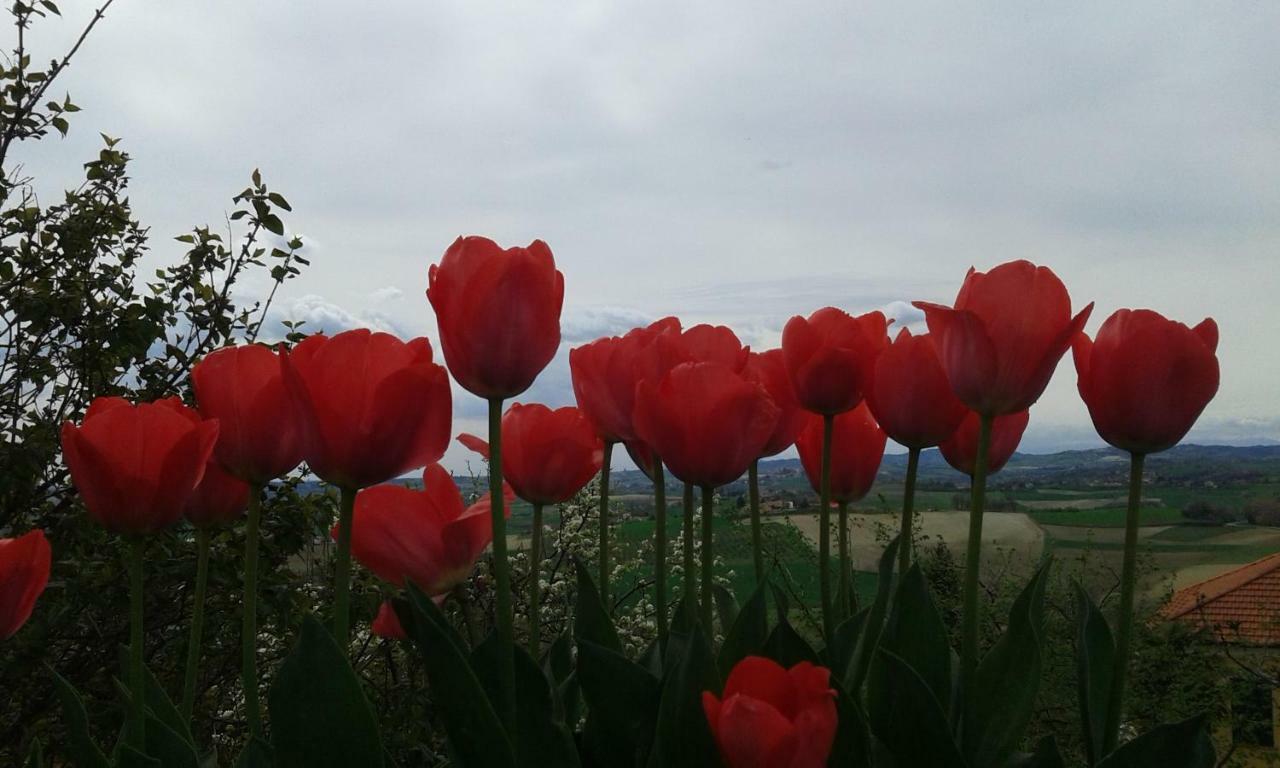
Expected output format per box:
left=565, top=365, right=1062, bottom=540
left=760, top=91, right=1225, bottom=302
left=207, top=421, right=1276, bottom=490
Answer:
left=1243, top=498, right=1280, bottom=527
left=1181, top=500, right=1236, bottom=525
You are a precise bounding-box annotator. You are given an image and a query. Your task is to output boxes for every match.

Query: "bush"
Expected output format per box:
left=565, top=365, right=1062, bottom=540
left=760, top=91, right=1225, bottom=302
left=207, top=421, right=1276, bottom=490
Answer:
left=1182, top=500, right=1236, bottom=525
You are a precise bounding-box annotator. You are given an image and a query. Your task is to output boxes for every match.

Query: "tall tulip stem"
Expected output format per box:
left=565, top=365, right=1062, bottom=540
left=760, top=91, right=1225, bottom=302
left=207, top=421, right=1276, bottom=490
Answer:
left=1104, top=452, right=1147, bottom=753
left=837, top=499, right=850, bottom=619
left=899, top=447, right=921, bottom=574
left=653, top=459, right=669, bottom=643
left=749, top=460, right=764, bottom=585
left=599, top=441, right=614, bottom=609
left=960, top=414, right=993, bottom=738
left=682, top=483, right=695, bottom=603
left=700, top=486, right=715, bottom=632
left=529, top=502, right=543, bottom=656
left=488, top=397, right=517, bottom=731
left=241, top=483, right=265, bottom=738
left=818, top=414, right=834, bottom=641
left=181, top=528, right=211, bottom=723
left=127, top=538, right=146, bottom=749
left=333, top=485, right=357, bottom=653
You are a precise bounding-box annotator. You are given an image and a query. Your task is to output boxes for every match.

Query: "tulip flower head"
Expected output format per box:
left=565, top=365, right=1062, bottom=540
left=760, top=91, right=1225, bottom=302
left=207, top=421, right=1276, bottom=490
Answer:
left=866, top=328, right=968, bottom=450
left=743, top=348, right=807, bottom=459
left=1073, top=309, right=1219, bottom=455
left=184, top=458, right=252, bottom=529
left=782, top=308, right=889, bottom=416
left=342, top=464, right=514, bottom=598
left=702, top=656, right=839, bottom=768
left=570, top=317, right=681, bottom=443
left=61, top=397, right=219, bottom=535
left=0, top=529, right=51, bottom=640
left=456, top=403, right=604, bottom=505
left=795, top=403, right=887, bottom=504
left=428, top=236, right=565, bottom=400
left=284, top=329, right=452, bottom=490
left=915, top=260, right=1092, bottom=417
left=939, top=409, right=1030, bottom=477
left=191, top=344, right=306, bottom=484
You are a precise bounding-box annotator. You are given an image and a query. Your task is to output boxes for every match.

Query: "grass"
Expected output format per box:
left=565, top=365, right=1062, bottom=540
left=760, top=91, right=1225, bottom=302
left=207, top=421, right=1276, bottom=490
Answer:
left=1026, top=507, right=1188, bottom=528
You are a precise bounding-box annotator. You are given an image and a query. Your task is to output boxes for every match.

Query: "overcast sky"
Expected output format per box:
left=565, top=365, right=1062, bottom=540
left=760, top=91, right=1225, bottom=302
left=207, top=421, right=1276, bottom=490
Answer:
left=16, top=1, right=1280, bottom=472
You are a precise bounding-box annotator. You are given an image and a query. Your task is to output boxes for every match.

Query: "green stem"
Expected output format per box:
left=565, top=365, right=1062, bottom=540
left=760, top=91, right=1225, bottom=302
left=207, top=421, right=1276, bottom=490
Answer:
left=819, top=413, right=834, bottom=641
left=1104, top=452, right=1146, bottom=753
left=599, top=441, right=614, bottom=610
left=488, top=397, right=516, bottom=730
left=700, top=485, right=715, bottom=633
left=960, top=414, right=993, bottom=744
left=683, top=483, right=695, bottom=603
left=241, top=484, right=264, bottom=738
left=653, top=459, right=668, bottom=643
left=838, top=499, right=850, bottom=620
left=127, top=538, right=146, bottom=749
left=899, top=447, right=921, bottom=574
left=181, top=528, right=211, bottom=723
left=529, top=502, right=543, bottom=657
left=333, top=485, right=356, bottom=653
left=749, top=459, right=764, bottom=585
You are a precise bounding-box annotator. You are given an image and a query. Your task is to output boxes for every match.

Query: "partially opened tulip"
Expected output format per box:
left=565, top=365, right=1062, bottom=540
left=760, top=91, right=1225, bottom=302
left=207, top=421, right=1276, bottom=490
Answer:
left=1072, top=309, right=1219, bottom=752
left=702, top=656, right=838, bottom=768
left=0, top=529, right=51, bottom=641
left=61, top=395, right=218, bottom=749
left=939, top=409, right=1029, bottom=477
left=372, top=601, right=407, bottom=640
left=796, top=403, right=886, bottom=615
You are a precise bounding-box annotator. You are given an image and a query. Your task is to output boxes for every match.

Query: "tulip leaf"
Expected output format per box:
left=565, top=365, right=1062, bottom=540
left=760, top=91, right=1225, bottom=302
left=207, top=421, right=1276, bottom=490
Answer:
left=51, top=669, right=110, bottom=768
left=827, top=608, right=868, bottom=684
left=763, top=608, right=821, bottom=668
left=845, top=537, right=900, bottom=695
left=543, top=629, right=581, bottom=725
left=670, top=594, right=698, bottom=635
left=966, top=559, right=1052, bottom=767
left=874, top=564, right=951, bottom=711
left=268, top=614, right=385, bottom=768
left=1095, top=715, right=1215, bottom=768
left=828, top=687, right=874, bottom=768
left=402, top=587, right=515, bottom=768
left=712, top=583, right=740, bottom=633
left=866, top=648, right=966, bottom=768
left=470, top=634, right=581, bottom=767
left=232, top=738, right=272, bottom=768
left=770, top=582, right=790, bottom=624
left=110, top=681, right=200, bottom=768
left=112, top=746, right=160, bottom=768
left=718, top=580, right=769, bottom=678
left=116, top=646, right=195, bottom=747
left=577, top=638, right=661, bottom=768
left=24, top=738, right=44, bottom=768
left=1075, top=583, right=1116, bottom=767
left=646, top=627, right=720, bottom=768
left=1010, top=736, right=1067, bottom=768
left=573, top=556, right=622, bottom=653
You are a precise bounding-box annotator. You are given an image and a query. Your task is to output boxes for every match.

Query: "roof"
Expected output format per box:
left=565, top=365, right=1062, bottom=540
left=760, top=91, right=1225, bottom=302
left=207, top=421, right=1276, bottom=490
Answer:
left=1163, top=551, right=1280, bottom=646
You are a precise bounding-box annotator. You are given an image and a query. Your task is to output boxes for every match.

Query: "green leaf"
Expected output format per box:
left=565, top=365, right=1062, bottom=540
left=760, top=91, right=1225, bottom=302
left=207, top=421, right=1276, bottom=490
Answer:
left=875, top=564, right=951, bottom=710
left=645, top=628, right=720, bottom=768
left=514, top=646, right=581, bottom=767
left=1096, top=715, right=1215, bottom=768
left=232, top=738, right=272, bottom=768
left=542, top=629, right=580, bottom=725
left=827, top=608, right=868, bottom=684
left=24, top=738, right=44, bottom=768
left=718, top=580, right=768, bottom=678
left=573, top=556, right=622, bottom=653
left=51, top=116, right=68, bottom=136
left=967, top=559, right=1052, bottom=767
left=1010, top=736, right=1067, bottom=768
left=866, top=649, right=966, bottom=768
left=577, top=638, right=661, bottom=768
left=712, top=583, right=740, bottom=632
left=763, top=610, right=820, bottom=668
left=845, top=537, right=900, bottom=694
left=828, top=688, right=874, bottom=768
left=1076, top=583, right=1116, bottom=766
left=268, top=614, right=384, bottom=768
left=112, top=746, right=160, bottom=768
left=111, top=679, right=200, bottom=768
left=51, top=669, right=110, bottom=768
left=116, top=646, right=195, bottom=747
left=403, top=587, right=514, bottom=767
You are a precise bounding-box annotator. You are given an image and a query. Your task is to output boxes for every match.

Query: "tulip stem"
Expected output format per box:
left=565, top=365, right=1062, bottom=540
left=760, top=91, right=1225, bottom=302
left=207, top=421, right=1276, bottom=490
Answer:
left=653, top=459, right=669, bottom=643
left=181, top=528, right=211, bottom=723
left=960, top=414, right=993, bottom=743
left=1104, top=452, right=1146, bottom=754
left=127, top=538, right=146, bottom=749
left=838, top=499, right=850, bottom=620
left=819, top=413, right=834, bottom=641
left=749, top=459, right=764, bottom=586
left=599, top=441, right=614, bottom=610
left=529, top=502, right=543, bottom=657
left=333, top=485, right=356, bottom=654
left=488, top=397, right=517, bottom=732
left=682, top=483, right=695, bottom=604
left=898, top=447, right=921, bottom=575
left=700, top=485, right=715, bottom=633
left=241, top=483, right=264, bottom=739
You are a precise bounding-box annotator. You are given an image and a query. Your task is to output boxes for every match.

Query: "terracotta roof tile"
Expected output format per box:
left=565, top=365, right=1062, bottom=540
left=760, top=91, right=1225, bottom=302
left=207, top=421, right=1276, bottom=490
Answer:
left=1163, top=552, right=1280, bottom=646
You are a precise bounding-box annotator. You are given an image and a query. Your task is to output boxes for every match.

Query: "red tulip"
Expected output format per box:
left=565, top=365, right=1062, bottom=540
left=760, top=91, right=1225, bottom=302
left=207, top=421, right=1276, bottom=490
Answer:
left=665, top=323, right=749, bottom=371
left=939, top=409, right=1030, bottom=476
left=702, top=656, right=838, bottom=768
left=342, top=464, right=514, bottom=597
left=191, top=344, right=306, bottom=484
left=371, top=601, right=407, bottom=640
left=633, top=362, right=780, bottom=488
left=62, top=397, right=219, bottom=535
left=865, top=329, right=968, bottom=450
left=0, top=529, right=51, bottom=640
left=743, top=349, right=806, bottom=458
left=184, top=459, right=251, bottom=529
left=1073, top=310, right=1219, bottom=455
left=427, top=236, right=565, bottom=399
left=456, top=403, right=604, bottom=505
left=914, top=260, right=1093, bottom=416
left=782, top=308, right=889, bottom=416
left=624, top=439, right=658, bottom=481
left=570, top=317, right=681, bottom=443
left=283, top=329, right=452, bottom=489
left=796, top=403, right=887, bottom=504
